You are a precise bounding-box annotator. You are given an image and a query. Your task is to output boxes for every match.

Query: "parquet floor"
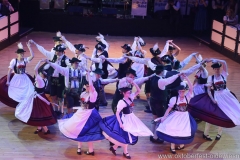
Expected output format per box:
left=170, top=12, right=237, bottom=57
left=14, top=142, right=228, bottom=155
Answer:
left=0, top=32, right=240, bottom=160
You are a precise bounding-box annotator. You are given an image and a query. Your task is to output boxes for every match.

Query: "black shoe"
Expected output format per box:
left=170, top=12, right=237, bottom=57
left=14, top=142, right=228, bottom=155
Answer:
left=44, top=130, right=50, bottom=135
left=34, top=128, right=42, bottom=134
left=144, top=109, right=152, bottom=113
left=215, top=134, right=222, bottom=140
left=203, top=134, right=213, bottom=141
left=123, top=152, right=131, bottom=159
left=109, top=147, right=116, bottom=156
left=176, top=145, right=185, bottom=150
left=77, top=148, right=81, bottom=155
left=84, top=151, right=94, bottom=156
left=170, top=147, right=176, bottom=154
left=150, top=136, right=164, bottom=144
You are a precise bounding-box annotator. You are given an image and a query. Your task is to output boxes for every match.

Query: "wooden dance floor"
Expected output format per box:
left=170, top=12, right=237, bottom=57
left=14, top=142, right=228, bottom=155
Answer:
left=0, top=32, right=240, bottom=160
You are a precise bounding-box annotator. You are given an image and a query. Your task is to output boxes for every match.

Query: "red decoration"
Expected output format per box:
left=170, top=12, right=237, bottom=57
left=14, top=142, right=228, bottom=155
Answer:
left=178, top=103, right=186, bottom=107
left=195, top=75, right=198, bottom=78
left=215, top=81, right=224, bottom=85
left=17, top=65, right=25, bottom=69
left=130, top=103, right=134, bottom=107
left=80, top=98, right=85, bottom=102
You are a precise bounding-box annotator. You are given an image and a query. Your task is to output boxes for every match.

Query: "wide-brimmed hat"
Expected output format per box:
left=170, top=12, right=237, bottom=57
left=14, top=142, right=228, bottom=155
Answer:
left=150, top=43, right=161, bottom=56
left=211, top=62, right=222, bottom=68
left=118, top=87, right=132, bottom=92
left=92, top=68, right=104, bottom=75
left=16, top=43, right=26, bottom=54
left=74, top=44, right=86, bottom=52
left=138, top=37, right=146, bottom=46
left=95, top=42, right=106, bottom=51
left=126, top=68, right=137, bottom=77
left=169, top=45, right=175, bottom=50
left=69, top=57, right=81, bottom=63
left=53, top=44, right=66, bottom=52
left=155, top=65, right=165, bottom=73
left=172, top=60, right=182, bottom=70
left=121, top=44, right=132, bottom=52
left=161, top=55, right=172, bottom=63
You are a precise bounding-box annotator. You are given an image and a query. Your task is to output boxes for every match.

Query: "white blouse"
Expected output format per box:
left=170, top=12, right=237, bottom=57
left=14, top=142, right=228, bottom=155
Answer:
left=168, top=92, right=192, bottom=108
left=8, top=58, right=30, bottom=70
left=117, top=93, right=135, bottom=112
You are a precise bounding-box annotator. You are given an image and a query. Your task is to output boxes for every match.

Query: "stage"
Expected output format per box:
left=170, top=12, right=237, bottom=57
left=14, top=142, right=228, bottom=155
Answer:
left=0, top=32, right=240, bottom=160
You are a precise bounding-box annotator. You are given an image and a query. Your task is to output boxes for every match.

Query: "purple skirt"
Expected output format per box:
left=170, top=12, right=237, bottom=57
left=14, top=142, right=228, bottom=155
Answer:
left=188, top=93, right=236, bottom=128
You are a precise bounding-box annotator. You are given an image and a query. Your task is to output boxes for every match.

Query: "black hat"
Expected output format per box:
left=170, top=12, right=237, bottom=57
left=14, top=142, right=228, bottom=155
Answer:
left=118, top=87, right=132, bottom=92
left=174, top=81, right=189, bottom=91
left=211, top=62, right=222, bottom=68
left=150, top=43, right=161, bottom=56
left=121, top=44, right=132, bottom=52
left=95, top=42, right=106, bottom=51
left=126, top=68, right=137, bottom=77
left=52, top=36, right=62, bottom=42
left=155, top=65, right=165, bottom=73
left=172, top=60, right=182, bottom=70
left=53, top=44, right=66, bottom=52
left=138, top=37, right=146, bottom=46
left=92, top=68, right=105, bottom=75
left=69, top=57, right=81, bottom=63
left=169, top=45, right=175, bottom=50
left=74, top=44, right=86, bottom=52
left=161, top=55, right=172, bottom=63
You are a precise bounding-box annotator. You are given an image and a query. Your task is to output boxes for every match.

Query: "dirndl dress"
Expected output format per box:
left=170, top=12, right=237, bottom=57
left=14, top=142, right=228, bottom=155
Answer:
left=58, top=91, right=105, bottom=142
left=0, top=58, right=34, bottom=108
left=188, top=73, right=240, bottom=127
left=100, top=95, right=153, bottom=145
left=15, top=75, right=57, bottom=126
left=157, top=94, right=197, bottom=144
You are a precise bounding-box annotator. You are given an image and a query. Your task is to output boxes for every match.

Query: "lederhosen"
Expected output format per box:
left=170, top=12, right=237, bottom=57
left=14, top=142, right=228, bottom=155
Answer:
left=111, top=59, right=132, bottom=114
left=65, top=68, right=83, bottom=108
left=49, top=55, right=67, bottom=98
left=165, top=70, right=182, bottom=102
left=150, top=75, right=168, bottom=117
left=145, top=57, right=162, bottom=94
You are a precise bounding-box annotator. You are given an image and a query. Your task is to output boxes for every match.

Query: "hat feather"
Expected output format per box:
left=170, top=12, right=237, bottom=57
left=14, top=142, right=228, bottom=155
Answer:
left=153, top=43, right=158, bottom=51
left=17, top=42, right=23, bottom=49
left=56, top=31, right=62, bottom=37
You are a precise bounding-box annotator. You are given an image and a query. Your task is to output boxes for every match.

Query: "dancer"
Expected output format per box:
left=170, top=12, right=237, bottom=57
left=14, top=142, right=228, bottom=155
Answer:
left=191, top=59, right=240, bottom=141
left=6, top=41, right=35, bottom=103
left=156, top=75, right=197, bottom=154
left=0, top=42, right=34, bottom=108
left=58, top=71, right=105, bottom=156
left=32, top=41, right=70, bottom=116
left=15, top=59, right=57, bottom=134
left=99, top=78, right=153, bottom=159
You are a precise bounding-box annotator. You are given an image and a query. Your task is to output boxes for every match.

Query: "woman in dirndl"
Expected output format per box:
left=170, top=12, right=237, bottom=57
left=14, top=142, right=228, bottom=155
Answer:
left=58, top=71, right=104, bottom=156
left=15, top=59, right=57, bottom=134
left=156, top=75, right=197, bottom=154
left=0, top=41, right=34, bottom=108
left=99, top=78, right=153, bottom=159
left=203, top=59, right=240, bottom=140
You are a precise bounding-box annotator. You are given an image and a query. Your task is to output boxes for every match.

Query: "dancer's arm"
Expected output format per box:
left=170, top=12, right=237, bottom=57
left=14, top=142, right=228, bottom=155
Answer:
left=6, top=59, right=15, bottom=86
left=26, top=40, right=34, bottom=61
left=34, top=59, right=44, bottom=76
left=31, top=40, right=55, bottom=60
left=61, top=36, right=76, bottom=54
left=171, top=42, right=181, bottom=57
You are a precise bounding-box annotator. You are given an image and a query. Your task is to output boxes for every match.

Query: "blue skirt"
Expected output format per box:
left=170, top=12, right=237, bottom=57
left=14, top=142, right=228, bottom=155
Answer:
left=99, top=115, right=138, bottom=145
left=157, top=113, right=197, bottom=144
left=60, top=109, right=105, bottom=142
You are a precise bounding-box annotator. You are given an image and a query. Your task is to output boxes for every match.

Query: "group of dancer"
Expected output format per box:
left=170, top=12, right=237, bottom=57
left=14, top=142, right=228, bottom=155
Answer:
left=0, top=31, right=240, bottom=158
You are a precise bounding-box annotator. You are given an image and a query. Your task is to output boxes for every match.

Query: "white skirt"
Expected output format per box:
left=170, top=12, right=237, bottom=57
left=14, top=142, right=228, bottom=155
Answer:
left=8, top=74, right=34, bottom=102
left=215, top=89, right=240, bottom=125
left=156, top=111, right=191, bottom=137
left=122, top=113, right=153, bottom=136
left=58, top=107, right=93, bottom=139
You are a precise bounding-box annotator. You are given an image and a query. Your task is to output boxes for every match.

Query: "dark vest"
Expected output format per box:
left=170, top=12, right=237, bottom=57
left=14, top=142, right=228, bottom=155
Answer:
left=165, top=70, right=182, bottom=90
left=196, top=73, right=207, bottom=84
left=118, top=59, right=132, bottom=79
left=164, top=64, right=172, bottom=71
left=212, top=75, right=226, bottom=91
left=95, top=51, right=109, bottom=79
left=172, top=96, right=188, bottom=112
left=122, top=98, right=133, bottom=114
left=150, top=75, right=168, bottom=101
left=50, top=55, right=67, bottom=83
left=13, top=59, right=26, bottom=74
left=34, top=79, right=47, bottom=94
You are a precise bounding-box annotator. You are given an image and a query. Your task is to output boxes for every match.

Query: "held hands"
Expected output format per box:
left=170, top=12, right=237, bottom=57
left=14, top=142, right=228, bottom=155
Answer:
left=167, top=40, right=173, bottom=43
